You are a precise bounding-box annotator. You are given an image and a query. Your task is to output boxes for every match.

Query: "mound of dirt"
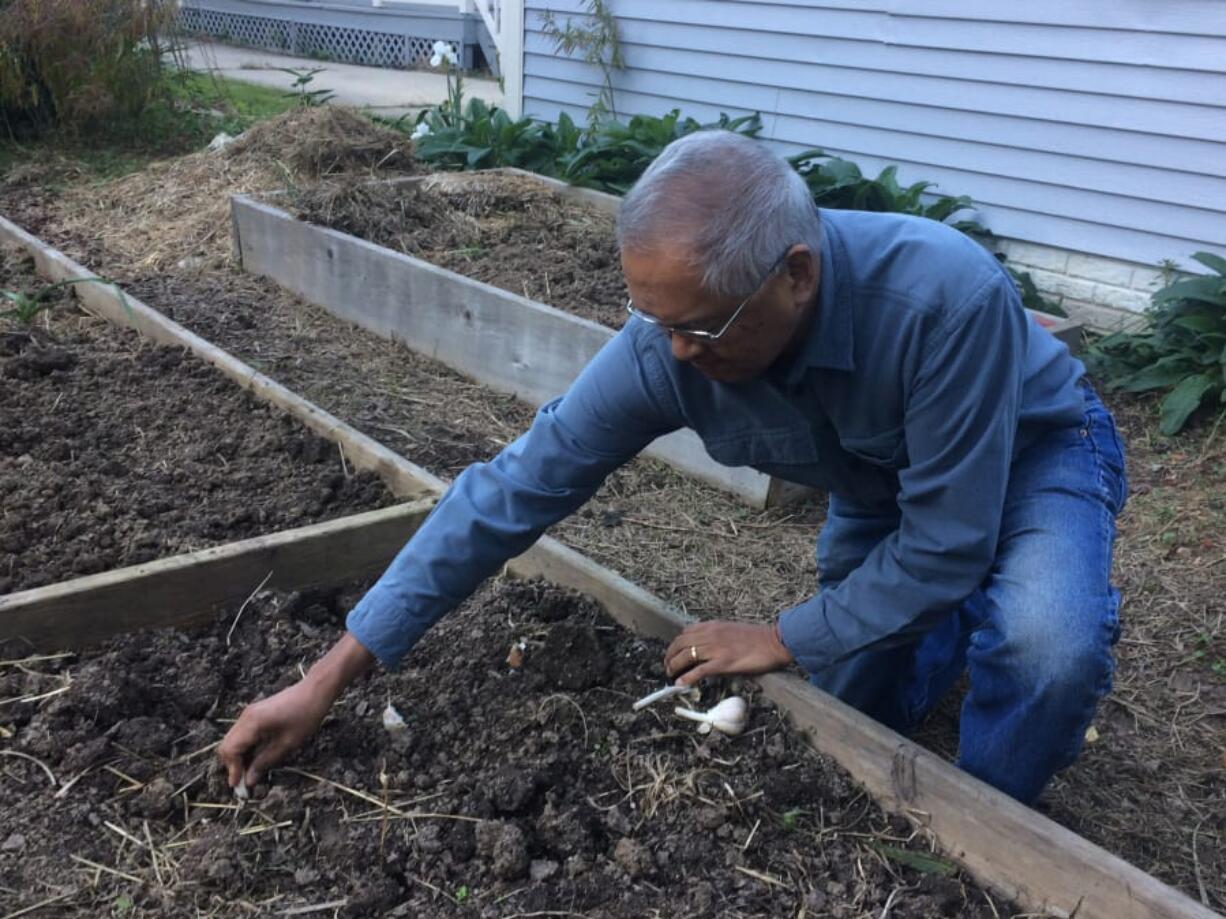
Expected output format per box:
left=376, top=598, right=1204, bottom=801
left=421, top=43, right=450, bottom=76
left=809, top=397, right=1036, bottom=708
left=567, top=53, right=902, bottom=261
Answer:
left=227, top=106, right=418, bottom=180
left=45, top=106, right=420, bottom=275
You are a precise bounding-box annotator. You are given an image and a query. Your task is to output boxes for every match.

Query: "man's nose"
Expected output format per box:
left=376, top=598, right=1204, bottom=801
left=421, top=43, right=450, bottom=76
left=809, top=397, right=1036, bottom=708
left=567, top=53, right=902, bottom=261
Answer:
left=670, top=332, right=707, bottom=363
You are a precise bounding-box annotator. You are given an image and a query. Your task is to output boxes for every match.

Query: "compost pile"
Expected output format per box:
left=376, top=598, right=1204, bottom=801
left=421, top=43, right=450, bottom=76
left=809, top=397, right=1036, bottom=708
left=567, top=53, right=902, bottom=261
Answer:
left=5, top=107, right=422, bottom=275
left=290, top=173, right=629, bottom=328
left=0, top=249, right=391, bottom=593
left=0, top=578, right=1004, bottom=917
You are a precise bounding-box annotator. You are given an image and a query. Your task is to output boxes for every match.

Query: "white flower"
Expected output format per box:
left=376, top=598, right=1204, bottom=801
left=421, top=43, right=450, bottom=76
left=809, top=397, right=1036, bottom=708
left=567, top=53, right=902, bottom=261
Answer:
left=429, top=39, right=458, bottom=68
left=411, top=122, right=431, bottom=140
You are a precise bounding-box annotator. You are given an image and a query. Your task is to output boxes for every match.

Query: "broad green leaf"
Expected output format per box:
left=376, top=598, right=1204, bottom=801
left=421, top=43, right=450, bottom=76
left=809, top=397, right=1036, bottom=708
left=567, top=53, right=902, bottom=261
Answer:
left=1153, top=276, right=1226, bottom=306
left=1116, top=357, right=1194, bottom=393
left=1191, top=251, right=1226, bottom=277
left=1159, top=373, right=1218, bottom=435
left=1173, top=314, right=1225, bottom=334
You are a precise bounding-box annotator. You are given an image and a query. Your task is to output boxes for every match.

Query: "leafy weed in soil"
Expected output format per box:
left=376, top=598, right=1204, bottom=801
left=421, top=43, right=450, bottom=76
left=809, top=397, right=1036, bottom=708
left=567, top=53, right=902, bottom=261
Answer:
left=1, top=578, right=1005, bottom=917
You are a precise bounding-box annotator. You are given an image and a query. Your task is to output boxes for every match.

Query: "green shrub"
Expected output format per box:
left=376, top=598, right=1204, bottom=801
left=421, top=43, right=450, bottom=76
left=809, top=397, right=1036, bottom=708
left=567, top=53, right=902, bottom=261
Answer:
left=1086, top=252, right=1226, bottom=434
left=406, top=90, right=1061, bottom=314
left=0, top=0, right=176, bottom=137
left=788, top=149, right=983, bottom=234
left=558, top=110, right=761, bottom=194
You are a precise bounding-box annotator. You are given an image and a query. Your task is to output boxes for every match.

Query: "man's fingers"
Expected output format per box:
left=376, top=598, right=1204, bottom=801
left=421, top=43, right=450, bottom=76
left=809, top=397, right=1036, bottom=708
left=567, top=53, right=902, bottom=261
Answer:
left=245, top=740, right=288, bottom=789
left=676, top=660, right=722, bottom=687
left=218, top=720, right=260, bottom=788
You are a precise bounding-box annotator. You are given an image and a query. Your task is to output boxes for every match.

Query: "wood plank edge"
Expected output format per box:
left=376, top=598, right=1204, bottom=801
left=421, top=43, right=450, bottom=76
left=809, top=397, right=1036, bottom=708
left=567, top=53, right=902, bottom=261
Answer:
left=0, top=500, right=436, bottom=649
left=230, top=194, right=789, bottom=508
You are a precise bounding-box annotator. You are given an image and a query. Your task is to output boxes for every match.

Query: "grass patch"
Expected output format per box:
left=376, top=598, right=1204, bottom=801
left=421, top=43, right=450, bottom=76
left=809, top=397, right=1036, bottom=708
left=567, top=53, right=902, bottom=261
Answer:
left=0, top=69, right=301, bottom=183
left=169, top=71, right=300, bottom=134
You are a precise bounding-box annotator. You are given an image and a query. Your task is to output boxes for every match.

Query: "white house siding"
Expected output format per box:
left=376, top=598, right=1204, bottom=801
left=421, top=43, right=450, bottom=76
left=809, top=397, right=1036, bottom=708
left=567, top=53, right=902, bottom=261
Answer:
left=520, top=1, right=1226, bottom=326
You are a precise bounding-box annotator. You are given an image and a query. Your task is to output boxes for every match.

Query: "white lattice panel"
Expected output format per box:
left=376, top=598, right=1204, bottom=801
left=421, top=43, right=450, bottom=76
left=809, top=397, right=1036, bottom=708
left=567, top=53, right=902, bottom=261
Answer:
left=179, top=7, right=458, bottom=70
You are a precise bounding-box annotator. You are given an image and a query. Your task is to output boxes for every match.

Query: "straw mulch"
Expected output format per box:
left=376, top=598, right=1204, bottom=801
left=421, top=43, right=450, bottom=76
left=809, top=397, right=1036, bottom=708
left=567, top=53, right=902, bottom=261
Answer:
left=52, top=106, right=420, bottom=273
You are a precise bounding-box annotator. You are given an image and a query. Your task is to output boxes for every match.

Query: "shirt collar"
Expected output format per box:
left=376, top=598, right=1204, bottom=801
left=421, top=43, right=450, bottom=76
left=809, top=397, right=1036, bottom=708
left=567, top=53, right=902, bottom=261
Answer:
left=779, top=211, right=855, bottom=386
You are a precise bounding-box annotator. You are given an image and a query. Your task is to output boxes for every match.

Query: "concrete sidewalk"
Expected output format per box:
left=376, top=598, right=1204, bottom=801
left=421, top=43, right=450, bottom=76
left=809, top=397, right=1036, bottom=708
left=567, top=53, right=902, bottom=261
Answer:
left=183, top=41, right=503, bottom=119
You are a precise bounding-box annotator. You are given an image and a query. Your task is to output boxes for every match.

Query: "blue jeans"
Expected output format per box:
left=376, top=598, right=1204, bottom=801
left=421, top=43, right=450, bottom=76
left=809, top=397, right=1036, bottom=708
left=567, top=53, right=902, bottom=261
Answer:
left=809, top=384, right=1127, bottom=804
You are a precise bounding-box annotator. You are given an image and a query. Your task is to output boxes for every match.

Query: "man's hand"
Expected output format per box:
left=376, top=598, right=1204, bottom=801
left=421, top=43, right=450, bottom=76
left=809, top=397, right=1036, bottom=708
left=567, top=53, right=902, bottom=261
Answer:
left=217, top=679, right=333, bottom=788
left=664, top=620, right=793, bottom=686
left=217, top=631, right=375, bottom=789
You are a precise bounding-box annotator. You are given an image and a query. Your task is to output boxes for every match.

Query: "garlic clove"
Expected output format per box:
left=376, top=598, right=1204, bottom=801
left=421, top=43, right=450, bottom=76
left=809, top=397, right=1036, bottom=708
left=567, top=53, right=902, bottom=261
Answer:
left=673, top=696, right=749, bottom=736
left=382, top=702, right=408, bottom=731
left=234, top=778, right=250, bottom=800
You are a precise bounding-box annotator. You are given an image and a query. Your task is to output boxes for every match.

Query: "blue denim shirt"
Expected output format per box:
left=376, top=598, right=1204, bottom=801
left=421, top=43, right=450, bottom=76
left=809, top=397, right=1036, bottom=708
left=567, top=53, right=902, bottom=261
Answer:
left=347, top=209, right=1086, bottom=675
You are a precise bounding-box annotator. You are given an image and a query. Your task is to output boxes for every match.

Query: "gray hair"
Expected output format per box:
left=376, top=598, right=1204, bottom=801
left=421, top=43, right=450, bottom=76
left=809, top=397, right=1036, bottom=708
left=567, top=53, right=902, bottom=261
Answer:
left=616, top=131, right=822, bottom=298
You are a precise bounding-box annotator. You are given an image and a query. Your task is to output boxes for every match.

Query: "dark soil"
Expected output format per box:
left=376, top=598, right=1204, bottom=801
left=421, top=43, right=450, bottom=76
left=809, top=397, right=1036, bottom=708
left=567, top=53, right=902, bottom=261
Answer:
left=0, top=250, right=392, bottom=594
left=289, top=172, right=628, bottom=329
left=0, top=579, right=1006, bottom=917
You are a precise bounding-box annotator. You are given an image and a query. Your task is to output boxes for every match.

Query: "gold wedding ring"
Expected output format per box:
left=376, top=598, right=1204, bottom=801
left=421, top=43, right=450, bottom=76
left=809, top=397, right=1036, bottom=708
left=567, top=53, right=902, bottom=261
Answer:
left=690, top=645, right=698, bottom=661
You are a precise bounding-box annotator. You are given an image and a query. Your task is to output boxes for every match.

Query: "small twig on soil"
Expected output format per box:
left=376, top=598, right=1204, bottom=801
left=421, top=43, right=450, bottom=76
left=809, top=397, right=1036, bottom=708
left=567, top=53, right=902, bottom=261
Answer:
left=102, top=764, right=144, bottom=791
left=226, top=569, right=274, bottom=647
left=69, top=854, right=143, bottom=885
left=741, top=817, right=761, bottom=852
left=733, top=865, right=786, bottom=888
left=0, top=652, right=74, bottom=668
left=1192, top=818, right=1210, bottom=906
left=338, top=442, right=350, bottom=478
left=144, top=821, right=165, bottom=887
left=169, top=739, right=222, bottom=765
left=408, top=873, right=460, bottom=906
left=378, top=760, right=391, bottom=857
left=879, top=886, right=905, bottom=918
left=277, top=901, right=350, bottom=917
left=0, top=891, right=76, bottom=919
left=621, top=516, right=737, bottom=539
left=238, top=820, right=294, bottom=836
left=0, top=749, right=57, bottom=787
left=537, top=694, right=590, bottom=748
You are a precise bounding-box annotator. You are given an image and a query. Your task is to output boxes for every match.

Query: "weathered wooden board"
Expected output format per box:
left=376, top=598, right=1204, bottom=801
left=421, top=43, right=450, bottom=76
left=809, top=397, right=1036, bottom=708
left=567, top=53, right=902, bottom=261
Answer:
left=230, top=192, right=782, bottom=507
left=0, top=217, right=1210, bottom=919
left=0, top=501, right=435, bottom=650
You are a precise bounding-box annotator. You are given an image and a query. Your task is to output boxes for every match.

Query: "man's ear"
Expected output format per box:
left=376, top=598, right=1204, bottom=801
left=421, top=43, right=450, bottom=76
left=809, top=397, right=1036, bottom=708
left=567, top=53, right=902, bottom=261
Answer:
left=783, top=245, right=820, bottom=306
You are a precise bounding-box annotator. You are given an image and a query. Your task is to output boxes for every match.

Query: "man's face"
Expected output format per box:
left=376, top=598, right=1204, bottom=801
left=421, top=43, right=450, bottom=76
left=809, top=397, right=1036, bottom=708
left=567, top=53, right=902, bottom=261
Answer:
left=621, top=245, right=819, bottom=383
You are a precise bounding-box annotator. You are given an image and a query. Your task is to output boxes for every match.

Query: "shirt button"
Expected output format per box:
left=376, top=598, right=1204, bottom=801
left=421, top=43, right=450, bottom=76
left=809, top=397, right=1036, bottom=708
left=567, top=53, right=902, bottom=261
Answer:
left=1080, top=428, right=1089, bottom=437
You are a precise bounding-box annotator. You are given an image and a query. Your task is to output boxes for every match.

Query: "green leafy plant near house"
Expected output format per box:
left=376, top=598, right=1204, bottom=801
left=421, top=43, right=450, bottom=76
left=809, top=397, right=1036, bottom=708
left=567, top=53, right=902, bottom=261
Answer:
left=1086, top=252, right=1226, bottom=435
left=559, top=109, right=762, bottom=194
left=538, top=0, right=625, bottom=125
left=277, top=67, right=335, bottom=107
left=788, top=149, right=984, bottom=235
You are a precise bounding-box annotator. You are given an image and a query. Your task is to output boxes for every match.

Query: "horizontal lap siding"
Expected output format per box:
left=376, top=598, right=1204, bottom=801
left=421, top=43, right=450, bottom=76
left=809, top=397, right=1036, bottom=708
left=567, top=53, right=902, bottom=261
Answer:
left=522, top=1, right=1226, bottom=268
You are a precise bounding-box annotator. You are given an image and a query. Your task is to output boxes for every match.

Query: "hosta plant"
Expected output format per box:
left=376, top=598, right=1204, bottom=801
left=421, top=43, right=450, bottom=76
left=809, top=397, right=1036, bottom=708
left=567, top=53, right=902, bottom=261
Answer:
left=1087, top=252, right=1226, bottom=435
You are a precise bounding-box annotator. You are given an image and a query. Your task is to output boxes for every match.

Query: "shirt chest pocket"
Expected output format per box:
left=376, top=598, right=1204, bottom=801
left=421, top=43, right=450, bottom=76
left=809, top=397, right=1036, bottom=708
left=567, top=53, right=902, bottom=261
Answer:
left=839, top=427, right=908, bottom=470
left=701, top=424, right=820, bottom=470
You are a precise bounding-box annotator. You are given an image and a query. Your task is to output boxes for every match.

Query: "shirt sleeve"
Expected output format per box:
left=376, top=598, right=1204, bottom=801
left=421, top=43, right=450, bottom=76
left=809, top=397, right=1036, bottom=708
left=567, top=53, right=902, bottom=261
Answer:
left=346, top=326, right=681, bottom=669
left=777, top=274, right=1027, bottom=674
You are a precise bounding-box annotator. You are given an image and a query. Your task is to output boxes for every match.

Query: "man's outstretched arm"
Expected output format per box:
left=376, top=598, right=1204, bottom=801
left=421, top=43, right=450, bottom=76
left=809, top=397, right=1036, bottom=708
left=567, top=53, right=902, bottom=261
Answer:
left=218, top=326, right=681, bottom=786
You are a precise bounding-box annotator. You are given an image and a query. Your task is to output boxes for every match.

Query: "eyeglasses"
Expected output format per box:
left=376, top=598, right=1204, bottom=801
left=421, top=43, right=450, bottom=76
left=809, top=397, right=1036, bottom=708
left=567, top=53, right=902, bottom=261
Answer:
left=624, top=249, right=792, bottom=342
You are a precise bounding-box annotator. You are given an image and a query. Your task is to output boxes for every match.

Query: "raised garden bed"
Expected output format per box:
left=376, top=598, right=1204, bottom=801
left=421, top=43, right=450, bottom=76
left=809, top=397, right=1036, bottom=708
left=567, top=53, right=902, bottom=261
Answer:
left=0, top=251, right=395, bottom=596
left=0, top=217, right=1213, bottom=919
left=230, top=173, right=807, bottom=508
left=3, top=578, right=1004, bottom=918
left=231, top=169, right=1082, bottom=507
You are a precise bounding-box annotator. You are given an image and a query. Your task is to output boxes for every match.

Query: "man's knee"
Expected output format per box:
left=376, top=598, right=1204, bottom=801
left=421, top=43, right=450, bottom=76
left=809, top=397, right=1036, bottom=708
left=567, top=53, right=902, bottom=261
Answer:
left=974, top=595, right=1118, bottom=696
